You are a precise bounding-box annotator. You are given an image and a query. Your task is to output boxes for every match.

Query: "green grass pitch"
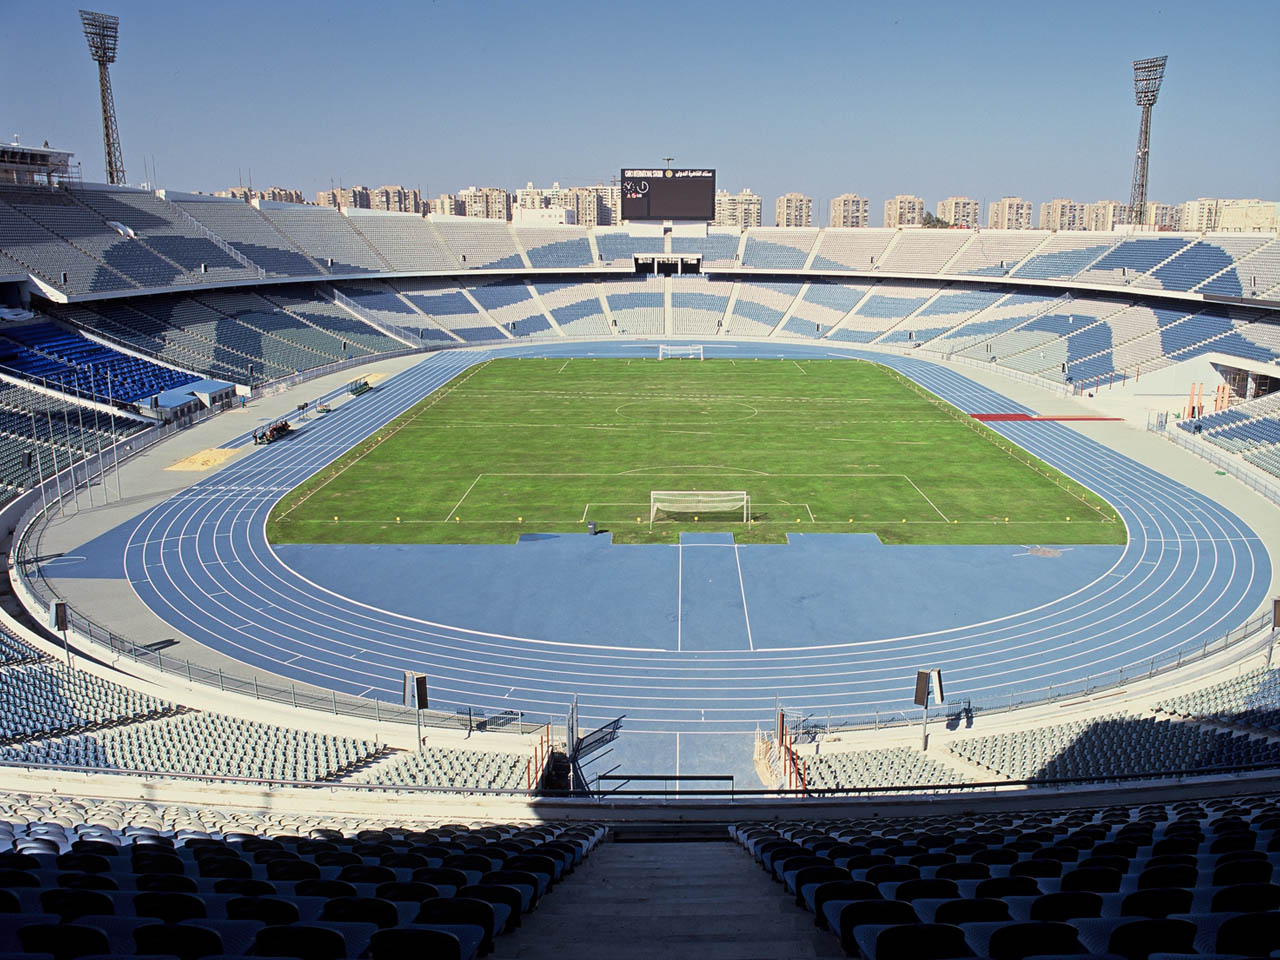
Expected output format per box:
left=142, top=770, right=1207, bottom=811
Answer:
left=266, top=357, right=1125, bottom=546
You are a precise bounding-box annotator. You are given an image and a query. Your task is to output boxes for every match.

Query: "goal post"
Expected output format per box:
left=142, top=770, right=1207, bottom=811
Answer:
left=657, top=344, right=703, bottom=360
left=649, top=490, right=749, bottom=529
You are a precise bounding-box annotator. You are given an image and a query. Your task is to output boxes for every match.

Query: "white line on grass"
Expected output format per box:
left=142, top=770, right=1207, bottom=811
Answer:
left=557, top=358, right=572, bottom=373
left=444, top=474, right=483, bottom=522
left=903, top=474, right=949, bottom=522
left=734, top=542, right=754, bottom=651
left=793, top=361, right=806, bottom=374
left=805, top=503, right=815, bottom=522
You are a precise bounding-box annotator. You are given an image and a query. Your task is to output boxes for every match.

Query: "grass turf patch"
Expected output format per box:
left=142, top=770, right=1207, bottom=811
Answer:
left=267, top=356, right=1125, bottom=546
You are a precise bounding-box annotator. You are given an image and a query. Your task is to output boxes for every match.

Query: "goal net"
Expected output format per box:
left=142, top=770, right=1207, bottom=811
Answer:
left=657, top=344, right=703, bottom=360
left=650, top=490, right=749, bottom=529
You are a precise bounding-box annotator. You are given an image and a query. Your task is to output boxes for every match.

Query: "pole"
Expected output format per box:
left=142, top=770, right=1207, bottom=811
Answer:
left=73, top=372, right=93, bottom=507
left=921, top=704, right=928, bottom=751
left=28, top=408, right=48, bottom=516
left=45, top=404, right=65, bottom=514
left=108, top=378, right=121, bottom=500
left=415, top=707, right=422, bottom=754
left=89, top=369, right=109, bottom=504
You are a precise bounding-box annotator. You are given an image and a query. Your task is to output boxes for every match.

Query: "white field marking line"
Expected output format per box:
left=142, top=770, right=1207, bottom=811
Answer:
left=444, top=473, right=483, bottom=522
left=676, top=542, right=683, bottom=653
left=793, top=361, right=806, bottom=374
left=805, top=503, right=815, bottom=522
left=581, top=503, right=591, bottom=522
left=734, top=543, right=754, bottom=652
left=902, top=474, right=949, bottom=522
left=557, top=358, right=571, bottom=373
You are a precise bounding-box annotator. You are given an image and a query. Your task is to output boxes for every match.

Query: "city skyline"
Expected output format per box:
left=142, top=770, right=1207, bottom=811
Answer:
left=8, top=0, right=1274, bottom=213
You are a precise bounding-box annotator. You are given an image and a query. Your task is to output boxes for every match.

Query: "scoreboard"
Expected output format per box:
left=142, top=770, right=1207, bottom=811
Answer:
left=620, top=168, right=715, bottom=220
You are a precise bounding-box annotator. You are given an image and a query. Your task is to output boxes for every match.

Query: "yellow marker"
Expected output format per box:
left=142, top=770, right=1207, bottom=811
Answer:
left=694, top=515, right=699, bottom=522
left=848, top=518, right=853, bottom=523
left=636, top=517, right=642, bottom=523
left=953, top=520, right=959, bottom=524
left=902, top=518, right=906, bottom=523
left=1005, top=517, right=1009, bottom=522
left=1066, top=516, right=1070, bottom=522
left=796, top=518, right=802, bottom=523
left=333, top=516, right=338, bottom=522
left=518, top=517, right=523, bottom=523
left=455, top=517, right=461, bottom=523
left=396, top=517, right=400, bottom=524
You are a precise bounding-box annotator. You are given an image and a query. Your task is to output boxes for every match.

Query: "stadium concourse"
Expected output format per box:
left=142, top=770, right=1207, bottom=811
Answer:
left=26, top=337, right=1279, bottom=784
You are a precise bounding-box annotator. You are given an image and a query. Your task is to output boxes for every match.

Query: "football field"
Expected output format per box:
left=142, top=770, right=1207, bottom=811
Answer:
left=266, top=356, right=1124, bottom=545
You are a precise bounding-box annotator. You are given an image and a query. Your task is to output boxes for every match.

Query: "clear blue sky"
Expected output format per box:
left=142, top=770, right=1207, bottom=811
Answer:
left=5, top=0, right=1277, bottom=220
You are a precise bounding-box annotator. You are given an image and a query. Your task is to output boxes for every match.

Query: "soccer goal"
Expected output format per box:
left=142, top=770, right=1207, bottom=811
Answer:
left=650, top=490, right=749, bottom=529
left=657, top=344, right=703, bottom=360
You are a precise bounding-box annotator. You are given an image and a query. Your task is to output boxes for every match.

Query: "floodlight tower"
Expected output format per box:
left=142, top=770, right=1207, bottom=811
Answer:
left=1126, top=55, right=1167, bottom=227
left=80, top=9, right=126, bottom=185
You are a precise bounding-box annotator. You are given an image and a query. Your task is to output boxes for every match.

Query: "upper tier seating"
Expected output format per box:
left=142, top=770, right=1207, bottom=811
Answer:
left=516, top=228, right=594, bottom=268
left=397, top=282, right=506, bottom=342
left=1198, top=239, right=1280, bottom=298
left=433, top=221, right=524, bottom=269
left=742, top=229, right=819, bottom=269
left=1075, top=236, right=1194, bottom=285
left=0, top=321, right=200, bottom=403
left=875, top=230, right=973, bottom=274
left=810, top=229, right=895, bottom=272
left=593, top=230, right=664, bottom=263
left=1136, top=234, right=1272, bottom=292
left=945, top=231, right=1049, bottom=277
left=670, top=230, right=741, bottom=265
left=727, top=282, right=802, bottom=336
left=1011, top=234, right=1121, bottom=280
left=342, top=212, right=459, bottom=272
left=259, top=206, right=389, bottom=273
left=72, top=188, right=257, bottom=284
left=879, top=288, right=1004, bottom=345
left=171, top=197, right=324, bottom=276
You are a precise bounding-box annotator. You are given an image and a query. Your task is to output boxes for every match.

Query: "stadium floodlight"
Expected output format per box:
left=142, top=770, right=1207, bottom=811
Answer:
left=657, top=344, right=703, bottom=360
left=80, top=9, right=127, bottom=186
left=1126, top=55, right=1168, bottom=228
left=650, top=490, right=749, bottom=530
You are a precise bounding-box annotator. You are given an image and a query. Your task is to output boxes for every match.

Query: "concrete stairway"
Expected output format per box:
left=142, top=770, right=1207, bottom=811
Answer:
left=491, top=839, right=843, bottom=959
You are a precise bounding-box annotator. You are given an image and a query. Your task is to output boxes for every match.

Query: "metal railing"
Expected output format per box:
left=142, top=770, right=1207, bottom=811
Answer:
left=815, top=609, right=1276, bottom=735
left=1153, top=421, right=1280, bottom=508
left=324, top=286, right=431, bottom=348
left=169, top=200, right=267, bottom=279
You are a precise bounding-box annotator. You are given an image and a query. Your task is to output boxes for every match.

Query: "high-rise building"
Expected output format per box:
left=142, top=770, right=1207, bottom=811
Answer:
left=884, top=194, right=925, bottom=228
left=1180, top=198, right=1224, bottom=232
left=987, top=197, right=1034, bottom=230
left=458, top=186, right=512, bottom=221
left=774, top=192, right=813, bottom=227
left=1039, top=197, right=1088, bottom=231
left=216, top=186, right=305, bottom=204
left=316, top=185, right=371, bottom=209
left=713, top=189, right=762, bottom=228
left=1218, top=199, right=1280, bottom=232
left=829, top=193, right=870, bottom=228
left=1143, top=202, right=1181, bottom=230
left=430, top=194, right=460, bottom=217
left=936, top=196, right=981, bottom=228
left=370, top=185, right=422, bottom=214
left=1084, top=200, right=1129, bottom=232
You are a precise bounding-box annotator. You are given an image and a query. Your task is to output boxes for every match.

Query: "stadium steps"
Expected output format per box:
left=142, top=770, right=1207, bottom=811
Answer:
left=253, top=203, right=330, bottom=274
left=872, top=230, right=905, bottom=270
left=585, top=230, right=603, bottom=265
left=936, top=231, right=979, bottom=274
left=318, top=742, right=396, bottom=782
left=926, top=291, right=1071, bottom=357
left=0, top=196, right=138, bottom=291
left=458, top=286, right=516, bottom=339
left=764, top=283, right=808, bottom=338
left=490, top=841, right=843, bottom=960
left=190, top=292, right=350, bottom=363
left=664, top=276, right=674, bottom=336
left=0, top=700, right=190, bottom=748
left=1066, top=237, right=1140, bottom=281
left=868, top=285, right=952, bottom=345
left=980, top=298, right=1133, bottom=373
left=596, top=285, right=618, bottom=332
left=509, top=223, right=534, bottom=268
left=382, top=282, right=466, bottom=343
left=525, top=282, right=569, bottom=337
left=66, top=189, right=209, bottom=286
left=339, top=213, right=397, bottom=273
left=318, top=285, right=424, bottom=348
left=719, top=282, right=742, bottom=337
left=254, top=291, right=384, bottom=356
left=802, top=232, right=822, bottom=271
left=733, top=231, right=750, bottom=264
left=1137, top=238, right=1204, bottom=284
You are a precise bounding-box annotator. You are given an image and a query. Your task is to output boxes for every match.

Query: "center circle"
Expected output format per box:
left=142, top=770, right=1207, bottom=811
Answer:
left=615, top=399, right=758, bottom=424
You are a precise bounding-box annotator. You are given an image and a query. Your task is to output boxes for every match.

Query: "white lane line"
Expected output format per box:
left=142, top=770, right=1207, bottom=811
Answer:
left=677, top=542, right=683, bottom=653
left=903, top=474, right=949, bottom=522
left=444, top=473, right=483, bottom=521
left=734, top=542, right=754, bottom=652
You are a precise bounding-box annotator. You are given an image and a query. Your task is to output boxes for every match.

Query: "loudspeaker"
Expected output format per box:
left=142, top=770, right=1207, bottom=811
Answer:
left=48, top=600, right=67, bottom=632
left=913, top=670, right=929, bottom=707
left=414, top=674, right=429, bottom=710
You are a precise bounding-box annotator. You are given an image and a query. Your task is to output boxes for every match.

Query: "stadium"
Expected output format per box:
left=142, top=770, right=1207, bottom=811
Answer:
left=2, top=5, right=1280, bottom=959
